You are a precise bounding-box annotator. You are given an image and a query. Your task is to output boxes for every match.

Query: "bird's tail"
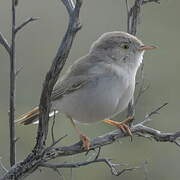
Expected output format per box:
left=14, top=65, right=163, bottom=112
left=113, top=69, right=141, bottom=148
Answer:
left=16, top=107, right=40, bottom=125
left=16, top=107, right=59, bottom=125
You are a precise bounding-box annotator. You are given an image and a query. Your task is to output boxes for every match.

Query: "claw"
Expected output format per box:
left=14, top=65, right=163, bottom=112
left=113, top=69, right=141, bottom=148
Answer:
left=80, top=134, right=91, bottom=150
left=102, top=118, right=133, bottom=137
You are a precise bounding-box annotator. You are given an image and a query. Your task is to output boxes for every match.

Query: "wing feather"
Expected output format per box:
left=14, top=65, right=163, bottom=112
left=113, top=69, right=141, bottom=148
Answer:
left=51, top=54, right=105, bottom=101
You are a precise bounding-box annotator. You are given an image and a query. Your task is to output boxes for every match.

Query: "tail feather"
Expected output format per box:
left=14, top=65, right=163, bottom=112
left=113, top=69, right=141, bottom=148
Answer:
left=16, top=107, right=59, bottom=125
left=16, top=107, right=39, bottom=125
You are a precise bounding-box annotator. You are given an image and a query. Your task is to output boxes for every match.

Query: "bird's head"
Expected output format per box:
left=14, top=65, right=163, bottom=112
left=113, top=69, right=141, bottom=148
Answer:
left=90, top=31, right=156, bottom=71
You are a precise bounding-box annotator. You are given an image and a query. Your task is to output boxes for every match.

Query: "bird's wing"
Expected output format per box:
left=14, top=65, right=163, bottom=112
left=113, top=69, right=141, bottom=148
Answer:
left=51, top=75, right=92, bottom=101
left=51, top=55, right=105, bottom=101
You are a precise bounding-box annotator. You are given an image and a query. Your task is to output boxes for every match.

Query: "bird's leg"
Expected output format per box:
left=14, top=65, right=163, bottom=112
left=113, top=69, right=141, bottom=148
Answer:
left=102, top=116, right=134, bottom=136
left=68, top=117, right=91, bottom=150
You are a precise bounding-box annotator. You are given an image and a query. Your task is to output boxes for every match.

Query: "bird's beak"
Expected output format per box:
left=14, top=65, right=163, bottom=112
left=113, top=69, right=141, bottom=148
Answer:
left=138, top=45, right=157, bottom=51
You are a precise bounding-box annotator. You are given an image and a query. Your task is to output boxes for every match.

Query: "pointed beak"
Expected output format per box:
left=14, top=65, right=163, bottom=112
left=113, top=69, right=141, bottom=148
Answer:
left=138, top=45, right=157, bottom=51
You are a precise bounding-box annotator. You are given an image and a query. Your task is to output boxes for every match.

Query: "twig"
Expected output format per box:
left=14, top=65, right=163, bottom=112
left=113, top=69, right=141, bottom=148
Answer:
left=0, top=32, right=11, bottom=55
left=134, top=64, right=150, bottom=106
left=41, top=158, right=143, bottom=176
left=94, top=147, right=101, bottom=160
left=141, top=103, right=168, bottom=125
left=9, top=0, right=16, bottom=167
left=15, top=65, right=23, bottom=77
left=15, top=17, right=39, bottom=34
left=44, top=134, right=68, bottom=154
left=0, top=157, right=8, bottom=173
left=51, top=111, right=56, bottom=144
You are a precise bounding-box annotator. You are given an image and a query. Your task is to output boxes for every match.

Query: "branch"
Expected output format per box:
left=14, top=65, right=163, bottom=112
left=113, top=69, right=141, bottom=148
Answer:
left=0, top=0, right=82, bottom=179
left=35, top=0, right=82, bottom=152
left=41, top=104, right=179, bottom=160
left=15, top=17, right=39, bottom=34
left=41, top=158, right=142, bottom=176
left=2, top=103, right=180, bottom=180
left=0, top=32, right=11, bottom=55
left=61, top=0, right=75, bottom=16
left=127, top=0, right=160, bottom=35
left=9, top=0, right=17, bottom=167
left=43, top=123, right=180, bottom=159
left=126, top=0, right=160, bottom=119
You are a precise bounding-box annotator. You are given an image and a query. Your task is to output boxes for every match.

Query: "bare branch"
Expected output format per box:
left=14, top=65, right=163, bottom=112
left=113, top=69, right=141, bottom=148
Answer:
left=0, top=32, right=11, bottom=55
left=0, top=1, right=82, bottom=179
left=34, top=0, right=82, bottom=152
left=2, top=103, right=180, bottom=180
left=15, top=17, right=39, bottom=34
left=126, top=0, right=160, bottom=120
left=9, top=0, right=17, bottom=167
left=43, top=122, right=180, bottom=161
left=44, top=134, right=68, bottom=153
left=140, top=103, right=168, bottom=125
left=40, top=158, right=142, bottom=176
left=61, top=0, right=75, bottom=16
left=127, top=0, right=160, bottom=35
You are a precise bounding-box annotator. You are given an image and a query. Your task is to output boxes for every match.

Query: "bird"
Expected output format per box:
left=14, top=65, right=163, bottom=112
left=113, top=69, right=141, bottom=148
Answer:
left=16, top=31, right=156, bottom=150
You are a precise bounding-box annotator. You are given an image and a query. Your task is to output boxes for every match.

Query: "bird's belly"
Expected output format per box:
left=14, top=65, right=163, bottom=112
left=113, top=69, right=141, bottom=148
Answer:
left=112, top=84, right=134, bottom=117
left=53, top=76, right=132, bottom=123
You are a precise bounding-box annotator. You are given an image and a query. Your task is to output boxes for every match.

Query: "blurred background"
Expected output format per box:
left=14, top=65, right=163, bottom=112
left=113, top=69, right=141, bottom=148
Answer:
left=0, top=0, right=180, bottom=179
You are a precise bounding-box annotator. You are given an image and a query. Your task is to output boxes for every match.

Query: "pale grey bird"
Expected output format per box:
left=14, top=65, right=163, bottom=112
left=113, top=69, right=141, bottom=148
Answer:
left=16, top=31, right=156, bottom=149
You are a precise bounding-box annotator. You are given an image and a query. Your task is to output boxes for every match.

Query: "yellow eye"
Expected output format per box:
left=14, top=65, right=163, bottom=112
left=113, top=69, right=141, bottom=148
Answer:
left=122, top=44, right=129, bottom=50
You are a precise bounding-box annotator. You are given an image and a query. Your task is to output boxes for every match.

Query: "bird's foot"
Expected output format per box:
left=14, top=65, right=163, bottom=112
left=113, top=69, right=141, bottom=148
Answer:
left=102, top=116, right=134, bottom=137
left=121, top=116, right=134, bottom=126
left=80, top=134, right=91, bottom=150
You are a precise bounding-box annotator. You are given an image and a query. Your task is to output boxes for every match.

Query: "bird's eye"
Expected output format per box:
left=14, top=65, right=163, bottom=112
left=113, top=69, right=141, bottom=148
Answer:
left=121, top=44, right=129, bottom=50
